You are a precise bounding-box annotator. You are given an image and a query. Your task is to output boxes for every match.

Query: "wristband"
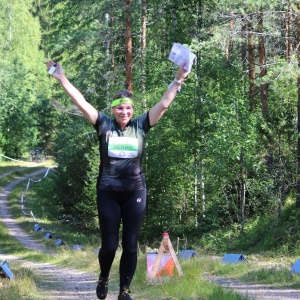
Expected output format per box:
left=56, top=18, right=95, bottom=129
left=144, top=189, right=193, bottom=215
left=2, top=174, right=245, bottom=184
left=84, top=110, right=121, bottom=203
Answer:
left=173, top=78, right=183, bottom=93
left=168, top=78, right=183, bottom=92
left=173, top=78, right=183, bottom=84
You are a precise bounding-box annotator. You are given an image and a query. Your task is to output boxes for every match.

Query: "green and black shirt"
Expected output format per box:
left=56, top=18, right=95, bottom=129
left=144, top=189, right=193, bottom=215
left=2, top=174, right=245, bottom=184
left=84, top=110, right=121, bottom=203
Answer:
left=94, top=111, right=151, bottom=191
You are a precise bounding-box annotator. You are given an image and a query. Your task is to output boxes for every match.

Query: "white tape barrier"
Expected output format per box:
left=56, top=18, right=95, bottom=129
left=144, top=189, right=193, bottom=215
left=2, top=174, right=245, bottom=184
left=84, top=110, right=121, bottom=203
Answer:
left=21, top=168, right=53, bottom=222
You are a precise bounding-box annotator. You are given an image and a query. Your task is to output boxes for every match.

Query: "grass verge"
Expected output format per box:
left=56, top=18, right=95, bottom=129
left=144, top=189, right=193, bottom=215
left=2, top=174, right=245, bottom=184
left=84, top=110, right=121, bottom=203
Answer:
left=1, top=163, right=300, bottom=299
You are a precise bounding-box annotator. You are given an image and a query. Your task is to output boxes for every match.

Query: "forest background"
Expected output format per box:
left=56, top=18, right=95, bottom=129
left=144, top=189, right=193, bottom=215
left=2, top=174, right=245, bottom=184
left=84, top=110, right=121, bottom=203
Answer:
left=1, top=0, right=300, bottom=254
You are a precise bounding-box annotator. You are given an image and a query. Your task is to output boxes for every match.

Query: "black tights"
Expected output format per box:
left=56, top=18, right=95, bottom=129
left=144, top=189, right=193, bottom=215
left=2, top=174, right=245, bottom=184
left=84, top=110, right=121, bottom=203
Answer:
left=97, top=188, right=146, bottom=292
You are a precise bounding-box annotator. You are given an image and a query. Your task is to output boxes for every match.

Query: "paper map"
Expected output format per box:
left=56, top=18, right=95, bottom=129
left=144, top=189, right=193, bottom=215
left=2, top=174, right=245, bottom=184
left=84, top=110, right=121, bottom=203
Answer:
left=168, top=43, right=196, bottom=73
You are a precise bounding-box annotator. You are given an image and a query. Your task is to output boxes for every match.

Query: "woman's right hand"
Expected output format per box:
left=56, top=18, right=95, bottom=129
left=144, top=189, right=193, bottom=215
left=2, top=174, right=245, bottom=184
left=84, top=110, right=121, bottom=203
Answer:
left=46, top=60, right=64, bottom=80
left=46, top=60, right=99, bottom=124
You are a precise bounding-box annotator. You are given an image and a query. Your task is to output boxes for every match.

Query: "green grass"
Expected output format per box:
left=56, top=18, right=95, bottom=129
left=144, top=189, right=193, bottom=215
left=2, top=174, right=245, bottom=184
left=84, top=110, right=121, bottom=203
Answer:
left=0, top=160, right=55, bottom=189
left=0, top=223, right=44, bottom=300
left=198, top=198, right=300, bottom=258
left=132, top=257, right=251, bottom=300
left=242, top=266, right=298, bottom=286
left=0, top=266, right=42, bottom=300
left=1, top=163, right=300, bottom=299
left=8, top=178, right=100, bottom=250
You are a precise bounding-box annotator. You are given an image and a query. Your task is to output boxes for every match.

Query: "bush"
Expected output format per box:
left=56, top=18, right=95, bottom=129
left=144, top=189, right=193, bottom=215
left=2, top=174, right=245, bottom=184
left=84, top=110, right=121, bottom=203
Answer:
left=52, top=118, right=99, bottom=230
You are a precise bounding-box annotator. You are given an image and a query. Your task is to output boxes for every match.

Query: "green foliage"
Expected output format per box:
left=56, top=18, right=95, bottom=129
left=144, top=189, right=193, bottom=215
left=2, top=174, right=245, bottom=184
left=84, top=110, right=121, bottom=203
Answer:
left=197, top=198, right=300, bottom=256
left=51, top=117, right=99, bottom=229
left=3, top=165, right=300, bottom=298
left=39, top=0, right=299, bottom=242
left=2, top=0, right=300, bottom=247
left=0, top=267, right=40, bottom=300
left=243, top=266, right=298, bottom=286
left=133, top=255, right=251, bottom=300
left=0, top=0, right=52, bottom=157
left=29, top=98, right=60, bottom=154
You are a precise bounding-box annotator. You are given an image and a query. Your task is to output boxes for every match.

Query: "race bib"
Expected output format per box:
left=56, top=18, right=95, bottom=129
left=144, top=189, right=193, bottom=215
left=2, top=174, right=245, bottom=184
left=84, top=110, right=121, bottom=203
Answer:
left=108, top=136, right=138, bottom=158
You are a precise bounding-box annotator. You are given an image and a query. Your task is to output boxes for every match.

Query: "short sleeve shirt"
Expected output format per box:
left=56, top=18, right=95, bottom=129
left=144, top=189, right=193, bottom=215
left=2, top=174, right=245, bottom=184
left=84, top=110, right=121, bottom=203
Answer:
left=94, top=111, right=151, bottom=191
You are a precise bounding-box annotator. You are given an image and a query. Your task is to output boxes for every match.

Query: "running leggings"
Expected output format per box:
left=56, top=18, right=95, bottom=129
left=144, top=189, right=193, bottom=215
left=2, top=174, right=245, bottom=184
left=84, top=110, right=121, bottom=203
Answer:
left=97, top=188, right=146, bottom=291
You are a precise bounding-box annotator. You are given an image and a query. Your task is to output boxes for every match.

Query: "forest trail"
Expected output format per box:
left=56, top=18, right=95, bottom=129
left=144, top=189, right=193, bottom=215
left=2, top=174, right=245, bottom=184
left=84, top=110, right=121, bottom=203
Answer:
left=1, top=168, right=300, bottom=299
left=0, top=169, right=117, bottom=300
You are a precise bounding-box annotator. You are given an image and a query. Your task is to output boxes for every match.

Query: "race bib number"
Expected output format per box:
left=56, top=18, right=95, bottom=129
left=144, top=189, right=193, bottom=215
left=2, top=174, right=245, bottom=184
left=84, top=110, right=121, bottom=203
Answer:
left=108, top=136, right=138, bottom=158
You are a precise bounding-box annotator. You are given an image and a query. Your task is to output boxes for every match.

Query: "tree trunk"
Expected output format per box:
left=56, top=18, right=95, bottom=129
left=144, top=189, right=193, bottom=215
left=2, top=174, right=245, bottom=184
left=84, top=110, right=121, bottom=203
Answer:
left=239, top=151, right=246, bottom=233
left=125, top=0, right=133, bottom=92
left=258, top=9, right=268, bottom=117
left=240, top=178, right=246, bottom=233
left=285, top=3, right=293, bottom=61
left=201, top=159, right=205, bottom=218
left=225, top=10, right=234, bottom=59
left=105, top=12, right=115, bottom=105
left=248, top=14, right=256, bottom=112
left=296, top=3, right=300, bottom=208
left=141, top=0, right=147, bottom=111
left=195, top=0, right=204, bottom=225
left=258, top=7, right=274, bottom=174
left=194, top=159, right=198, bottom=228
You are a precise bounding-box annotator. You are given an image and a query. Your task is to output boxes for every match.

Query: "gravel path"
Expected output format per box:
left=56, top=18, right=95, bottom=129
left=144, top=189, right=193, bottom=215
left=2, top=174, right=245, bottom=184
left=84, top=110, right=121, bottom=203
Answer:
left=0, top=169, right=117, bottom=300
left=1, top=169, right=300, bottom=299
left=208, top=276, right=300, bottom=300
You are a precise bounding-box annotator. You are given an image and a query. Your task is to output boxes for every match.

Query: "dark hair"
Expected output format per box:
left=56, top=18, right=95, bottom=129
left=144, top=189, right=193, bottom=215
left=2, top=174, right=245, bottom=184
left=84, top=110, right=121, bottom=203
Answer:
left=113, top=89, right=133, bottom=100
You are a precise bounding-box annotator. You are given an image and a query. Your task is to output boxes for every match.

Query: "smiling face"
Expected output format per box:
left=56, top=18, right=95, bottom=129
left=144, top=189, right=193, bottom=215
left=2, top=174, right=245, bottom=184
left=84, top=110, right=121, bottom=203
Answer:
left=112, top=103, right=134, bottom=129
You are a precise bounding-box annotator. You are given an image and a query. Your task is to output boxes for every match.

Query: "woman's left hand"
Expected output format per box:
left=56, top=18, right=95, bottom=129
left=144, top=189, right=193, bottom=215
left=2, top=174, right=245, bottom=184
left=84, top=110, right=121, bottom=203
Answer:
left=176, top=63, right=190, bottom=81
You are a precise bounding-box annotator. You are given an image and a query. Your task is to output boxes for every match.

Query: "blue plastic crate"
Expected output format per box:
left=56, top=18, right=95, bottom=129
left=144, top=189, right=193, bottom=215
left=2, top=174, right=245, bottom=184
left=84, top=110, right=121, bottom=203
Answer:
left=179, top=250, right=197, bottom=260
left=0, top=260, right=15, bottom=279
left=291, top=258, right=300, bottom=274
left=222, top=254, right=246, bottom=264
left=44, top=232, right=52, bottom=239
left=55, top=239, right=65, bottom=246
left=34, top=224, right=42, bottom=232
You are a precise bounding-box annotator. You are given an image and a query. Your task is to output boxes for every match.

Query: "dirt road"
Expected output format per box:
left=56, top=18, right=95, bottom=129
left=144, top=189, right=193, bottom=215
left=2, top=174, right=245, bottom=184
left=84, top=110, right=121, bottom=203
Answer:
left=1, top=169, right=300, bottom=299
left=0, top=169, right=117, bottom=300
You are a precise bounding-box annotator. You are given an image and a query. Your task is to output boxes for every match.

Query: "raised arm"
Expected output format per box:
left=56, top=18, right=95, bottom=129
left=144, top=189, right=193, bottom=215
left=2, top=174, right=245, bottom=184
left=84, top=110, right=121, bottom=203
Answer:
left=46, top=61, right=98, bottom=125
left=149, top=63, right=189, bottom=126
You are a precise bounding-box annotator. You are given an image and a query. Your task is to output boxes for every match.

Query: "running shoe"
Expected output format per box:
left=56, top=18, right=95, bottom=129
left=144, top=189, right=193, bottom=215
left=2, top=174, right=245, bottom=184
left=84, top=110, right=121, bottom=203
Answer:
left=118, top=289, right=132, bottom=300
left=96, top=276, right=109, bottom=299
